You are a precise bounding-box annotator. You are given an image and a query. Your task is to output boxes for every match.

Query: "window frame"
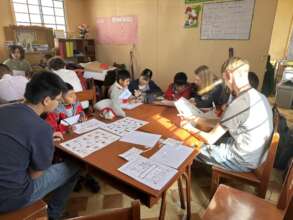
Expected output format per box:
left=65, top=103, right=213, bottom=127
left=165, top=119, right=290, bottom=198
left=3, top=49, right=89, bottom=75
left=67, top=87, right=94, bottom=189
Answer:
left=10, top=0, right=67, bottom=31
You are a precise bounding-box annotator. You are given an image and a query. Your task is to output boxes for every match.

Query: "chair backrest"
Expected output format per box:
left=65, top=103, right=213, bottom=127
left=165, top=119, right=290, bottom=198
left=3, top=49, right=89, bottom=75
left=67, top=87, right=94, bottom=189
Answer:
left=255, top=106, right=280, bottom=189
left=277, top=160, right=293, bottom=219
left=68, top=200, right=140, bottom=220
left=76, top=86, right=97, bottom=113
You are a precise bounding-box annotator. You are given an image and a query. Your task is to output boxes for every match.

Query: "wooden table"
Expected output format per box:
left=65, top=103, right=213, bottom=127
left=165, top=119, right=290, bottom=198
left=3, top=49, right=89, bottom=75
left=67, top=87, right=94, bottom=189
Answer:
left=55, top=104, right=201, bottom=220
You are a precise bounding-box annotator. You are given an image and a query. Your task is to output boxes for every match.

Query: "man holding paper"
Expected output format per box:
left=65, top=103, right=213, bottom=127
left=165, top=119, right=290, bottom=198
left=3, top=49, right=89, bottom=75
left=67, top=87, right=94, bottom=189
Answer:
left=180, top=58, right=273, bottom=172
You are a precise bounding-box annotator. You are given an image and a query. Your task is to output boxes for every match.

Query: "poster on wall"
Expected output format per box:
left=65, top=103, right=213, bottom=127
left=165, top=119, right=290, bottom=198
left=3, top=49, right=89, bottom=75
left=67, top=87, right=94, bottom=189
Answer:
left=185, top=0, right=218, bottom=4
left=96, top=15, right=138, bottom=45
left=184, top=5, right=201, bottom=28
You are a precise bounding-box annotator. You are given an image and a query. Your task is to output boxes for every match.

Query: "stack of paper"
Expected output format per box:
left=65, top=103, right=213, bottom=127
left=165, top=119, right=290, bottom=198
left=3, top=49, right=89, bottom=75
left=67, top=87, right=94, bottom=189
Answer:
left=119, top=147, right=143, bottom=161
left=121, top=102, right=143, bottom=110
left=103, top=117, right=148, bottom=136
left=61, top=129, right=120, bottom=158
left=118, top=156, right=177, bottom=190
left=119, top=131, right=161, bottom=148
left=73, top=119, right=106, bottom=134
left=61, top=115, right=80, bottom=126
left=150, top=144, right=193, bottom=169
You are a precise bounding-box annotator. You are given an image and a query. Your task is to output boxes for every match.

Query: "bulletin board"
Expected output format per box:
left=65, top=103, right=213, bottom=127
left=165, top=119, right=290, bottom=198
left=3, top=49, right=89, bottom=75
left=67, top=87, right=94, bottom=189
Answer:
left=200, top=0, right=255, bottom=40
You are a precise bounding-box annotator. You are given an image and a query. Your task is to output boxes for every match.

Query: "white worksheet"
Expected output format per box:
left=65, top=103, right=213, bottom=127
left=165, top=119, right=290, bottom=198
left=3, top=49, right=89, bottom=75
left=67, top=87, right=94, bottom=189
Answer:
left=120, top=131, right=161, bottom=148
left=103, top=117, right=148, bottom=136
left=119, top=89, right=132, bottom=100
left=118, top=157, right=177, bottom=190
left=162, top=138, right=183, bottom=146
left=61, top=115, right=80, bottom=126
left=119, top=147, right=144, bottom=161
left=61, top=129, right=120, bottom=158
left=175, top=97, right=203, bottom=118
left=121, top=102, right=143, bottom=110
left=150, top=144, right=193, bottom=169
left=73, top=119, right=107, bottom=134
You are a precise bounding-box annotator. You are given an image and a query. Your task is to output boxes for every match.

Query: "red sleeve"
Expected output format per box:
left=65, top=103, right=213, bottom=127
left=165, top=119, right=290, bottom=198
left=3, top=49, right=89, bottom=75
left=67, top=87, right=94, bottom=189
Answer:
left=75, top=103, right=84, bottom=115
left=45, top=112, right=68, bottom=133
left=45, top=112, right=60, bottom=132
left=164, top=84, right=175, bottom=100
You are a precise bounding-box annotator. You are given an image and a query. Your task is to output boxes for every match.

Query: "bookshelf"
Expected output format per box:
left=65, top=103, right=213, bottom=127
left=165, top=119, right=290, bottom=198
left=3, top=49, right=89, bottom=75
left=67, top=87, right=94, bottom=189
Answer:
left=57, top=38, right=96, bottom=63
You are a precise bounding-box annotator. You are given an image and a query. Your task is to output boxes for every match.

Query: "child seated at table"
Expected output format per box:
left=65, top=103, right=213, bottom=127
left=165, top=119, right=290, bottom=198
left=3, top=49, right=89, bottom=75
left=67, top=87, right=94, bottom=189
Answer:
left=46, top=83, right=86, bottom=133
left=128, top=68, right=163, bottom=103
left=108, top=69, right=136, bottom=117
left=0, top=64, right=28, bottom=103
left=164, top=72, right=192, bottom=101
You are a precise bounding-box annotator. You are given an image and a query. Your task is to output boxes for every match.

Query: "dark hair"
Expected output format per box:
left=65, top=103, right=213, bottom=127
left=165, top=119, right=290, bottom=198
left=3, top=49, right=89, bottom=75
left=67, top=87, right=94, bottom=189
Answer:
left=174, top=72, right=188, bottom=86
left=0, top=64, right=12, bottom=78
left=9, top=45, right=25, bottom=60
left=48, top=57, right=66, bottom=71
left=116, top=69, right=130, bottom=82
left=248, top=71, right=259, bottom=89
left=104, top=69, right=117, bottom=87
left=24, top=71, right=67, bottom=104
left=64, top=82, right=74, bottom=92
left=141, top=68, right=153, bottom=81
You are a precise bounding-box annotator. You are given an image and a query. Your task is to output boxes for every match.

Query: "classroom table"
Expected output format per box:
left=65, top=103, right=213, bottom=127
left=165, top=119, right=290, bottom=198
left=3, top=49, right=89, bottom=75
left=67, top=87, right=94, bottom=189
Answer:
left=55, top=104, right=201, bottom=220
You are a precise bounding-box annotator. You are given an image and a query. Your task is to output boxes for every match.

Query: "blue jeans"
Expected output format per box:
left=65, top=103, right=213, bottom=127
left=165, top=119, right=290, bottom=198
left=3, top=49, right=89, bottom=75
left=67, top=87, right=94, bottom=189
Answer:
left=196, top=143, right=253, bottom=172
left=27, top=161, right=79, bottom=220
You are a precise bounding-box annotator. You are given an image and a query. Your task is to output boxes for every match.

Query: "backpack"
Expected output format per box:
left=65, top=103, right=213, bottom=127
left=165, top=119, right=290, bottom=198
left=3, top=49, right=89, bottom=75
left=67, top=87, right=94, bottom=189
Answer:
left=274, top=114, right=293, bottom=170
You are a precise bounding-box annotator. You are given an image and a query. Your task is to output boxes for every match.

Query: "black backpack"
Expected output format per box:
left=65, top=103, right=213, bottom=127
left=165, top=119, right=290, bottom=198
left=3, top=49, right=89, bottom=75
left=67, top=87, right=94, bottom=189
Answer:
left=274, top=114, right=293, bottom=170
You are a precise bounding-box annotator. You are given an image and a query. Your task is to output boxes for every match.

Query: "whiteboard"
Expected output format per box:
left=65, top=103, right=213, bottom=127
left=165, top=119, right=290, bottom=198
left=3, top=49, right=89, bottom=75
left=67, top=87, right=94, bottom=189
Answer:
left=201, top=0, right=255, bottom=40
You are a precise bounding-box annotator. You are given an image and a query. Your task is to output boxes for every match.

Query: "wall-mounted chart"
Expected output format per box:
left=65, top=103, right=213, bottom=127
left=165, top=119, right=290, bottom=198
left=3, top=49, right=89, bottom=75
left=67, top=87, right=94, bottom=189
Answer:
left=201, top=0, right=255, bottom=40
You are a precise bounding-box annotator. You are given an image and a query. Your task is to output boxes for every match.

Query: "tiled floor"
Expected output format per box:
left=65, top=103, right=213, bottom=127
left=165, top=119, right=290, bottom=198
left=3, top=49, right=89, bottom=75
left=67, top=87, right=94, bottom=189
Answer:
left=64, top=97, right=292, bottom=219
left=64, top=165, right=285, bottom=220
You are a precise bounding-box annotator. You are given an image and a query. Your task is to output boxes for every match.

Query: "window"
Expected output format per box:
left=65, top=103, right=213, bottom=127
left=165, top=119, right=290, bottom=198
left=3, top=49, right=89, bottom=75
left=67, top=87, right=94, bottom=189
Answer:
left=11, top=0, right=66, bottom=31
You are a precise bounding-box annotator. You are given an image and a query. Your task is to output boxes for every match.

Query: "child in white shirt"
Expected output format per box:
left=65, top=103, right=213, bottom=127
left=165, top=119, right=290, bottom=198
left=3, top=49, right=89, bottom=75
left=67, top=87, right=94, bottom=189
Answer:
left=0, top=64, right=28, bottom=103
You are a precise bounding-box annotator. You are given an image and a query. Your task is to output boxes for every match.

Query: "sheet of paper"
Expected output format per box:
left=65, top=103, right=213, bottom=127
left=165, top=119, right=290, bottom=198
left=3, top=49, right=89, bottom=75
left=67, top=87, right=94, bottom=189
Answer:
left=61, top=129, right=120, bottom=158
left=119, top=147, right=144, bottom=161
left=162, top=138, right=183, bottom=146
left=150, top=144, right=193, bottom=169
left=118, top=157, right=177, bottom=190
left=73, top=118, right=107, bottom=134
left=174, top=97, right=203, bottom=118
left=61, top=115, right=80, bottom=126
left=103, top=117, right=148, bottom=136
left=119, top=89, right=132, bottom=100
left=121, top=102, right=143, bottom=110
left=119, top=131, right=161, bottom=148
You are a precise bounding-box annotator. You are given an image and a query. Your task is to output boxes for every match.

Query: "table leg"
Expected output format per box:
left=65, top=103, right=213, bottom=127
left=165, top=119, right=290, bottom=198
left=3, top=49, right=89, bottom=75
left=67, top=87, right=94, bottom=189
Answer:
left=182, top=165, right=192, bottom=220
left=159, top=191, right=167, bottom=220
left=177, top=177, right=186, bottom=209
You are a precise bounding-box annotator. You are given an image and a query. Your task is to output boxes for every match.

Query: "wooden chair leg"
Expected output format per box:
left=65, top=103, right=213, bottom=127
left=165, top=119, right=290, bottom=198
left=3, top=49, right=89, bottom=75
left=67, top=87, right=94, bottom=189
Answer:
left=159, top=191, right=167, bottom=220
left=210, top=169, right=221, bottom=198
left=177, top=177, right=186, bottom=209
left=182, top=166, right=192, bottom=220
left=257, top=184, right=268, bottom=199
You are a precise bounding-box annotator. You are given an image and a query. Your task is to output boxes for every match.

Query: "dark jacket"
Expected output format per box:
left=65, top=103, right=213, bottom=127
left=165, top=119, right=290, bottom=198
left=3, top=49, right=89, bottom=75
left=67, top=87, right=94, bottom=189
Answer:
left=191, top=83, right=230, bottom=108
left=128, top=79, right=163, bottom=103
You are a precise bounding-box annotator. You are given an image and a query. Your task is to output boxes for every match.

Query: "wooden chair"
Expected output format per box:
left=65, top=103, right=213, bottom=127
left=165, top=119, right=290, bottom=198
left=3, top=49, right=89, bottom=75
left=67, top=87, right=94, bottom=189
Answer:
left=67, top=200, right=140, bottom=220
left=202, top=161, right=293, bottom=220
left=76, top=84, right=97, bottom=113
left=0, top=200, right=47, bottom=220
left=210, top=106, right=280, bottom=198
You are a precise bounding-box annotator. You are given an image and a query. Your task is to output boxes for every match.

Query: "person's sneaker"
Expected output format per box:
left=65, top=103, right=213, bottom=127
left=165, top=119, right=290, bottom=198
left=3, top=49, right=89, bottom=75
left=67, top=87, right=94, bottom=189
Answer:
left=84, top=175, right=100, bottom=193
